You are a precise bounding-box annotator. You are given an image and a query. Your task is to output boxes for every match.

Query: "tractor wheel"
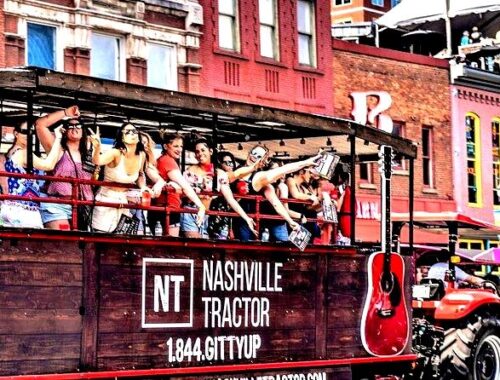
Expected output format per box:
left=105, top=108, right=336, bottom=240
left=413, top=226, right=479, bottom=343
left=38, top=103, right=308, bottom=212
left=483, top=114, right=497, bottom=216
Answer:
left=440, top=317, right=500, bottom=380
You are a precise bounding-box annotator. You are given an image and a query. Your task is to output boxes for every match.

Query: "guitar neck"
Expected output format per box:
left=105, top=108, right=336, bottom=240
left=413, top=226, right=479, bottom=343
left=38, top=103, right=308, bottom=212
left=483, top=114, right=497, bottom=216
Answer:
left=380, top=146, right=392, bottom=275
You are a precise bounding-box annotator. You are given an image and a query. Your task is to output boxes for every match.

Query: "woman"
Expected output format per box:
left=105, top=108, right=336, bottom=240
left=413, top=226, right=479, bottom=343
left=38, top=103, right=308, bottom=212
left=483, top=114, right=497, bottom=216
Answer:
left=89, top=123, right=156, bottom=233
left=233, top=145, right=321, bottom=242
left=287, top=168, right=321, bottom=238
left=182, top=138, right=256, bottom=239
left=36, top=106, right=94, bottom=230
left=148, top=133, right=205, bottom=237
left=0, top=122, right=64, bottom=228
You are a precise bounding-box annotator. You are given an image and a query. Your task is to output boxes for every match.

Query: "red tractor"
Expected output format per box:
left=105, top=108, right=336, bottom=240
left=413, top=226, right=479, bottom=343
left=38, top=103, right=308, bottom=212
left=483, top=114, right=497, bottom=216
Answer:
left=394, top=212, right=500, bottom=380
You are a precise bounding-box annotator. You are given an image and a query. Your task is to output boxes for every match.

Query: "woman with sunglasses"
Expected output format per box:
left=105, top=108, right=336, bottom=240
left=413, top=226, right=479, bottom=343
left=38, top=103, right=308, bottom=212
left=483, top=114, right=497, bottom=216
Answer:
left=0, top=121, right=64, bottom=228
left=233, top=145, right=322, bottom=242
left=182, top=138, right=256, bottom=239
left=88, top=123, right=154, bottom=233
left=36, top=106, right=94, bottom=230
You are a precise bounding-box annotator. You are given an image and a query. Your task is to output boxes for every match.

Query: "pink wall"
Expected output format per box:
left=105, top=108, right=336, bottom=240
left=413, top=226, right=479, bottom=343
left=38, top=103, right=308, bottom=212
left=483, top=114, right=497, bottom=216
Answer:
left=452, top=85, right=500, bottom=224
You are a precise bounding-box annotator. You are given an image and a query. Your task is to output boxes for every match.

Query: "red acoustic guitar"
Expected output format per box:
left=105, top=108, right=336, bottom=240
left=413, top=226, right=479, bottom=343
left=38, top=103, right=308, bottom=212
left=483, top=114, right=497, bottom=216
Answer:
left=360, top=145, right=409, bottom=357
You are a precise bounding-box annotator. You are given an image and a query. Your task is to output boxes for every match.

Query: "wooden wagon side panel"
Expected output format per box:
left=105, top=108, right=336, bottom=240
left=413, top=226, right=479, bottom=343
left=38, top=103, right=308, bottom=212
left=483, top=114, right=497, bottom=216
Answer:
left=0, top=239, right=83, bottom=375
left=94, top=244, right=321, bottom=370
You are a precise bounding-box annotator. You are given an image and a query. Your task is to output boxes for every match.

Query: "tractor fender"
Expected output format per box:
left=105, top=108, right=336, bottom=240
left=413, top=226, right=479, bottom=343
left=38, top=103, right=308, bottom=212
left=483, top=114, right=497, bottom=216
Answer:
left=435, top=289, right=500, bottom=320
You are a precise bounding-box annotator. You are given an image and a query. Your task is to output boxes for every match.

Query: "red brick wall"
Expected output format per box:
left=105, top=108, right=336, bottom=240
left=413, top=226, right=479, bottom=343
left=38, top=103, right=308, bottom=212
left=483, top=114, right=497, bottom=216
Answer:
left=0, top=0, right=5, bottom=68
left=332, top=39, right=453, bottom=204
left=64, top=47, right=90, bottom=75
left=126, top=58, right=147, bottom=85
left=199, top=0, right=333, bottom=114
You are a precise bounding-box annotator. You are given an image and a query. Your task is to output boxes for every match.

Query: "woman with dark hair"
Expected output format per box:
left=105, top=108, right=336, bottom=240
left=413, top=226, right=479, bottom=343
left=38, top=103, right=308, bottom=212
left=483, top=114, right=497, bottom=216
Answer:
left=0, top=121, right=64, bottom=228
left=182, top=137, right=256, bottom=239
left=233, top=144, right=321, bottom=242
left=88, top=122, right=154, bottom=232
left=35, top=106, right=93, bottom=230
left=148, top=132, right=205, bottom=237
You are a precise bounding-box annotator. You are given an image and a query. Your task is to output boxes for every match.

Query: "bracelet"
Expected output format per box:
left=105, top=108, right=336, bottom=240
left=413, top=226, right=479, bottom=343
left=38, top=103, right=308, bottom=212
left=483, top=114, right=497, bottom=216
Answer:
left=63, top=109, right=68, bottom=117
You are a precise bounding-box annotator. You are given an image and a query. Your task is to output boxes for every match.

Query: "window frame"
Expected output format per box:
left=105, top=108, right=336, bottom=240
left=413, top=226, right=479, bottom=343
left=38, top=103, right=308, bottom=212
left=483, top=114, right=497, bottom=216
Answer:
left=218, top=0, right=241, bottom=52
left=259, top=0, right=279, bottom=60
left=392, top=121, right=407, bottom=172
left=90, top=32, right=126, bottom=82
left=147, top=42, right=178, bottom=91
left=492, top=118, right=500, bottom=207
left=466, top=113, right=482, bottom=207
left=297, top=0, right=316, bottom=67
left=422, top=126, right=434, bottom=188
left=25, top=20, right=62, bottom=71
left=334, top=0, right=351, bottom=5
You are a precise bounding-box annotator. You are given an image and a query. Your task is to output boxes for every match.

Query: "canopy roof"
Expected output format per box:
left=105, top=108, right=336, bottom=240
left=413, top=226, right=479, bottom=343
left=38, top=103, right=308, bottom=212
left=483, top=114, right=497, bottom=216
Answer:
left=0, top=68, right=417, bottom=160
left=376, top=0, right=500, bottom=37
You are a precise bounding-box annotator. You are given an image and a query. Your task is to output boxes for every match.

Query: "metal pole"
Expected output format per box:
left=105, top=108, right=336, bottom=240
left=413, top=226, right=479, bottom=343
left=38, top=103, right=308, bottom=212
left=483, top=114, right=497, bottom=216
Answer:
left=409, top=158, right=414, bottom=256
left=26, top=90, right=34, bottom=173
left=212, top=114, right=218, bottom=191
left=445, top=0, right=452, bottom=55
left=350, top=133, right=356, bottom=244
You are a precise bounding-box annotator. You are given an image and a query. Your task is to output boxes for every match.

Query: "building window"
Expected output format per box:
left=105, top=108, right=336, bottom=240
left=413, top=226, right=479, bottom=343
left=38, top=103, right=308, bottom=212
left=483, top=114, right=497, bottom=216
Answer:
left=218, top=0, right=240, bottom=51
left=147, top=43, right=178, bottom=91
left=372, top=0, right=384, bottom=6
left=335, top=0, right=351, bottom=5
left=492, top=119, right=500, bottom=206
left=297, top=0, right=316, bottom=66
left=458, top=239, right=484, bottom=250
left=259, top=0, right=279, bottom=59
left=392, top=121, right=406, bottom=170
left=27, top=22, right=56, bottom=70
left=422, top=126, right=434, bottom=187
left=91, top=33, right=124, bottom=81
left=391, top=0, right=401, bottom=6
left=359, top=163, right=373, bottom=184
left=466, top=113, right=482, bottom=206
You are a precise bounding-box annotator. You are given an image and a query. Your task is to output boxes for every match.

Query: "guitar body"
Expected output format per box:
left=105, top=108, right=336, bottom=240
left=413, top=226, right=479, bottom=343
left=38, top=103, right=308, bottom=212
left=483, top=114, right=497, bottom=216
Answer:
left=360, top=250, right=409, bottom=356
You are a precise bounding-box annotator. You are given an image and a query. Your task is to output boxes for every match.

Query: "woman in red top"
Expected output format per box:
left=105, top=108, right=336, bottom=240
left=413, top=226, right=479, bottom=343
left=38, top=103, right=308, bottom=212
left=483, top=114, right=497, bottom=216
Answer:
left=148, top=133, right=205, bottom=237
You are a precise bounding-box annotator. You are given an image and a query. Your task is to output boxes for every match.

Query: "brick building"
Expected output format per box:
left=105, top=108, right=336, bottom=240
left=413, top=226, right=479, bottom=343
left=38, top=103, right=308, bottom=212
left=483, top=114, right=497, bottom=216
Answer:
left=332, top=39, right=453, bottom=243
left=197, top=0, right=333, bottom=114
left=331, top=0, right=400, bottom=24
left=1, top=0, right=202, bottom=92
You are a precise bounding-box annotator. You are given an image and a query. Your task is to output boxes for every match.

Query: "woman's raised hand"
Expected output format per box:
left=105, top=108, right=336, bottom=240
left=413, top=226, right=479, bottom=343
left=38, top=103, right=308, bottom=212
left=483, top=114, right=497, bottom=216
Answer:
left=305, top=150, right=323, bottom=167
left=53, top=126, right=64, bottom=140
left=65, top=106, right=80, bottom=118
left=88, top=126, right=101, bottom=148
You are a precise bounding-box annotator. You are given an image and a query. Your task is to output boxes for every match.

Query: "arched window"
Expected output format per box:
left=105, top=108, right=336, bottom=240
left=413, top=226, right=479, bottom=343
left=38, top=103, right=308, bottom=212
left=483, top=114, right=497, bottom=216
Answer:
left=466, top=113, right=482, bottom=206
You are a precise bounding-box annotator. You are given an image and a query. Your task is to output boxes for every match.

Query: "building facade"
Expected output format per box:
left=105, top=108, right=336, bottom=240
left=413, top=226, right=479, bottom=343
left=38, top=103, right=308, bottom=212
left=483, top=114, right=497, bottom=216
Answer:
left=332, top=39, right=453, bottom=243
left=331, top=0, right=400, bottom=25
left=197, top=0, right=333, bottom=114
left=450, top=64, right=500, bottom=250
left=1, top=0, right=202, bottom=92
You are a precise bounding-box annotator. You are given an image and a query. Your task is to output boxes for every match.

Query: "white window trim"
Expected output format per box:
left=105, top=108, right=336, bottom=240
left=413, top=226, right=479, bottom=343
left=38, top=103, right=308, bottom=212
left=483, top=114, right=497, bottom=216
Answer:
left=22, top=19, right=63, bottom=71
left=147, top=42, right=178, bottom=91
left=91, top=31, right=126, bottom=82
left=259, top=0, right=279, bottom=60
left=218, top=0, right=241, bottom=52
left=422, top=127, right=434, bottom=188
left=297, top=0, right=316, bottom=67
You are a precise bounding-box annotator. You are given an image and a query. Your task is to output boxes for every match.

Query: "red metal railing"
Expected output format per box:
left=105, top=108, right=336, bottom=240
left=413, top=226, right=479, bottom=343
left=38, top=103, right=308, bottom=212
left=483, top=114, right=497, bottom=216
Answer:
left=0, top=171, right=337, bottom=242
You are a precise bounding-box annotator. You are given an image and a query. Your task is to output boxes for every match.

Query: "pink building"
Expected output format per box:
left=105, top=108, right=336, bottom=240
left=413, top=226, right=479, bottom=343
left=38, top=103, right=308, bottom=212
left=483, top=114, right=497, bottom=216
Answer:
left=451, top=65, right=500, bottom=249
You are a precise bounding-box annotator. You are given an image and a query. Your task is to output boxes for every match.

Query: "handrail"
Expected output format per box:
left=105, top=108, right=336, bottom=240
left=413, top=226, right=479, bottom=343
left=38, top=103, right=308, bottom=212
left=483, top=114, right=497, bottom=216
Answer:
left=0, top=171, right=338, bottom=242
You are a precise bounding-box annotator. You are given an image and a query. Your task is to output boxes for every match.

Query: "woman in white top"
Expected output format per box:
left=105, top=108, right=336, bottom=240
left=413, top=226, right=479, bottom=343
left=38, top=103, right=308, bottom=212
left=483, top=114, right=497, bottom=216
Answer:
left=89, top=123, right=159, bottom=232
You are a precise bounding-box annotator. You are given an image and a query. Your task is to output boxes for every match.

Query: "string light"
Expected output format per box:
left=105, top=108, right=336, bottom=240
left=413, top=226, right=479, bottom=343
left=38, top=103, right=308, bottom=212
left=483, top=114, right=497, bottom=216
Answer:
left=238, top=143, right=243, bottom=150
left=300, top=137, right=306, bottom=145
left=279, top=139, right=285, bottom=146
left=326, top=137, right=332, bottom=146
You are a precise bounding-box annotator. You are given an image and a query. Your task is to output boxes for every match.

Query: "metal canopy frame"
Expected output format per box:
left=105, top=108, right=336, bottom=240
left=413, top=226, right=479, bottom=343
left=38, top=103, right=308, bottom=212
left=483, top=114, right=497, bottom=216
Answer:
left=0, top=68, right=417, bottom=161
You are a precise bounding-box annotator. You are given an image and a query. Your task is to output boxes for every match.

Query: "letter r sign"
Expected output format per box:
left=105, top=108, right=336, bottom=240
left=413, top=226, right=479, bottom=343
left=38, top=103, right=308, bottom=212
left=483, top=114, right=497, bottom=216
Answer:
left=350, top=91, right=393, bottom=133
left=142, top=258, right=194, bottom=328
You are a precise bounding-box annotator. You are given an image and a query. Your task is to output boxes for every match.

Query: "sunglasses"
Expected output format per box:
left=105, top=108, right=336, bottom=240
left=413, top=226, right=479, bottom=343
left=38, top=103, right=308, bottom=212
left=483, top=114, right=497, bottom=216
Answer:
left=67, top=124, right=82, bottom=130
left=18, top=129, right=28, bottom=135
left=123, top=129, right=138, bottom=136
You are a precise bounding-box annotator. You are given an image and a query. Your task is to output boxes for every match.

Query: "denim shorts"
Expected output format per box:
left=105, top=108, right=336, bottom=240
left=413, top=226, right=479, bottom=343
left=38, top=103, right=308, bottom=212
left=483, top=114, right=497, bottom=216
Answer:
left=180, top=209, right=208, bottom=238
left=40, top=201, right=72, bottom=224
